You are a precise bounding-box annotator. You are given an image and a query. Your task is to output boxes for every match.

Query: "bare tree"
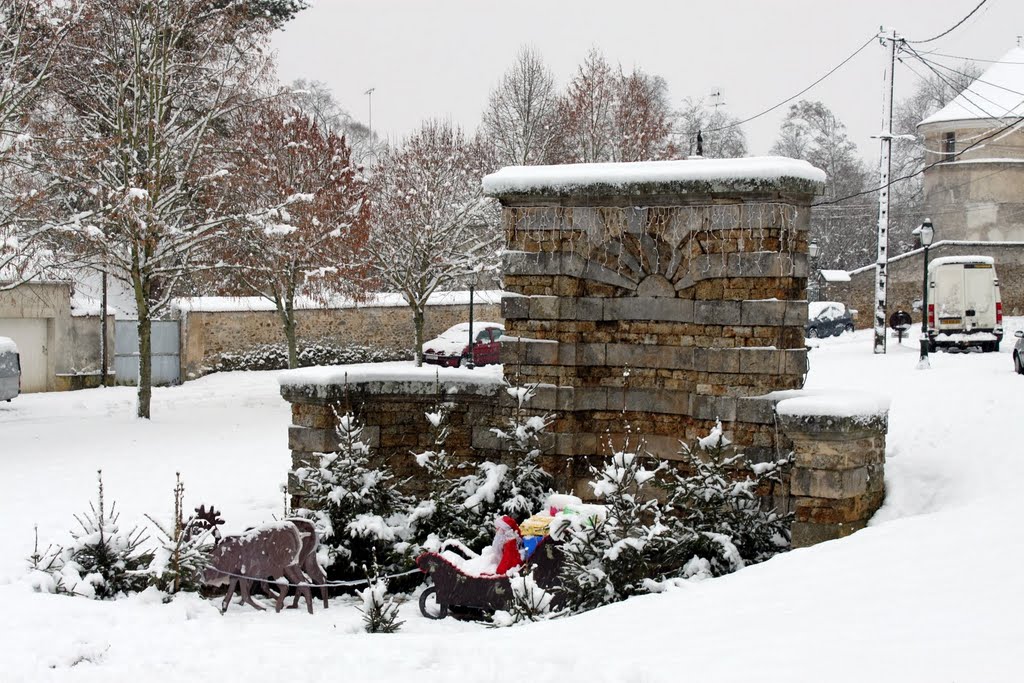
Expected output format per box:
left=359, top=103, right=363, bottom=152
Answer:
left=289, top=79, right=382, bottom=166
left=0, top=0, right=70, bottom=288
left=216, top=101, right=369, bottom=368
left=365, top=120, right=499, bottom=366
left=676, top=97, right=747, bottom=158
left=554, top=49, right=618, bottom=163
left=555, top=49, right=675, bottom=163
left=36, top=0, right=292, bottom=418
left=771, top=100, right=872, bottom=270
left=481, top=46, right=559, bottom=167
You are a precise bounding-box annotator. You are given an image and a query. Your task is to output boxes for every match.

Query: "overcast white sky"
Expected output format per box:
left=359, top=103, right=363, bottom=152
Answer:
left=271, top=0, right=1024, bottom=161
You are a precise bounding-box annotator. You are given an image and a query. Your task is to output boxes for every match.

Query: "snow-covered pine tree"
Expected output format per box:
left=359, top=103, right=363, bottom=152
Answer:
left=41, top=471, right=151, bottom=599
left=356, top=554, right=404, bottom=634
left=410, top=403, right=487, bottom=549
left=488, top=383, right=555, bottom=520
left=143, top=473, right=212, bottom=596
left=663, top=420, right=792, bottom=571
left=294, top=409, right=412, bottom=579
left=555, top=440, right=676, bottom=613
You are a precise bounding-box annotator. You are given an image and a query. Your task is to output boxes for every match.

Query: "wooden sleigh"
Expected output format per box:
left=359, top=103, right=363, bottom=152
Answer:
left=415, top=537, right=564, bottom=619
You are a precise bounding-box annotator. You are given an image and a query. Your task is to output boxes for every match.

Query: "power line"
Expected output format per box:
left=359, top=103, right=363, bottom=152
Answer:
left=914, top=54, right=1024, bottom=98
left=702, top=34, right=877, bottom=134
left=906, top=0, right=990, bottom=45
left=918, top=50, right=1024, bottom=65
left=812, top=111, right=1024, bottom=206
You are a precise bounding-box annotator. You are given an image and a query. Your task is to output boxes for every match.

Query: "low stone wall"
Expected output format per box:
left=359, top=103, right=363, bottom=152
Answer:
left=776, top=393, right=888, bottom=547
left=281, top=372, right=508, bottom=506
left=830, top=241, right=1024, bottom=328
left=175, top=299, right=502, bottom=380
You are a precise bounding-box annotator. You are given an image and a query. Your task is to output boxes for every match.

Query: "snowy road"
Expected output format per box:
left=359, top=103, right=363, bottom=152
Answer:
left=2, top=328, right=1023, bottom=682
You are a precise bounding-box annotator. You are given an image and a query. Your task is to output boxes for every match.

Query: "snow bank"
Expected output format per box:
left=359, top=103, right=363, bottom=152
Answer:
left=0, top=336, right=17, bottom=354
left=482, top=156, right=826, bottom=195
left=774, top=389, right=890, bottom=419
left=278, top=360, right=505, bottom=389
left=171, top=290, right=505, bottom=314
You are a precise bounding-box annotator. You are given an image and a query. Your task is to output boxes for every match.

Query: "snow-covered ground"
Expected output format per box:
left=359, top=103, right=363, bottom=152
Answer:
left=2, top=325, right=1023, bottom=682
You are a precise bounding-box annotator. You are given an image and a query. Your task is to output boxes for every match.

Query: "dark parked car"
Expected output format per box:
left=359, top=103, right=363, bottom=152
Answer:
left=806, top=302, right=855, bottom=339
left=1014, top=330, right=1024, bottom=374
left=422, top=322, right=504, bottom=368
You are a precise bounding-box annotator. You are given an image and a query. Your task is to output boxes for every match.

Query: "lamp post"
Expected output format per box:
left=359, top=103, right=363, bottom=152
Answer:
left=465, top=284, right=475, bottom=369
left=808, top=239, right=820, bottom=302
left=917, top=219, right=934, bottom=368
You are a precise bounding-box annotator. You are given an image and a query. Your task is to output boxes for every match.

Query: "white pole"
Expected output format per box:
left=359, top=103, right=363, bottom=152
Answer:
left=874, top=28, right=898, bottom=354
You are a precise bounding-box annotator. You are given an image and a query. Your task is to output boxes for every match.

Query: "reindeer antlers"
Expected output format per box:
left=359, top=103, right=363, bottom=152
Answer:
left=193, top=504, right=224, bottom=529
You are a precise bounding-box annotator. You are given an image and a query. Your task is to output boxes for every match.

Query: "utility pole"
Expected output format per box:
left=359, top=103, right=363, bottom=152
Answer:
left=364, top=87, right=375, bottom=134
left=873, top=28, right=899, bottom=354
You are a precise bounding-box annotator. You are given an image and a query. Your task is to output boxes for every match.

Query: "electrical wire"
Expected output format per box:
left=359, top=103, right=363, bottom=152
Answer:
left=702, top=34, right=877, bottom=134
left=905, top=0, right=990, bottom=44
left=917, top=50, right=1024, bottom=65
left=812, top=112, right=1024, bottom=206
left=915, top=54, right=1024, bottom=98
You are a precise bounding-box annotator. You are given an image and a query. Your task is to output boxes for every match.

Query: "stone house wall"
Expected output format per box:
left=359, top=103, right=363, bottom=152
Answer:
left=829, top=241, right=1024, bottom=328
left=0, top=281, right=113, bottom=392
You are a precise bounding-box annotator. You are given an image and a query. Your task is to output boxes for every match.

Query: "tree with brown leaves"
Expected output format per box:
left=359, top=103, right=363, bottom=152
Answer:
left=216, top=101, right=369, bottom=368
left=36, top=0, right=296, bottom=418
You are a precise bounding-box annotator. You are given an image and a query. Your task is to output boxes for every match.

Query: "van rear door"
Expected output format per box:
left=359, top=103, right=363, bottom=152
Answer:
left=932, top=264, right=964, bottom=332
left=963, top=262, right=996, bottom=330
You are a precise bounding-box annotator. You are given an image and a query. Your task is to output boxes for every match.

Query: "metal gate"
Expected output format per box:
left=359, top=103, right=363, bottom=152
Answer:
left=114, top=320, right=180, bottom=386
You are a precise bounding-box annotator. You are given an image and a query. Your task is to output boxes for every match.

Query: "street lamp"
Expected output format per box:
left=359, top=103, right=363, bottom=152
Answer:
left=808, top=239, right=820, bottom=302
left=917, top=219, right=934, bottom=368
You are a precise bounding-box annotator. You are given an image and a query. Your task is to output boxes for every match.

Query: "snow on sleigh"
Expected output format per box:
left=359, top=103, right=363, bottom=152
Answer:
left=416, top=515, right=565, bottom=619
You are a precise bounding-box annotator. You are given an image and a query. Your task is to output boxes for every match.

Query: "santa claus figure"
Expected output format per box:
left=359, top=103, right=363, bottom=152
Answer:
left=491, top=515, right=524, bottom=575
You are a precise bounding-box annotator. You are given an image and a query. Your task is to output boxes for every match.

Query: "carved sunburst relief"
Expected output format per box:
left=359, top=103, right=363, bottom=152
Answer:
left=506, top=203, right=801, bottom=294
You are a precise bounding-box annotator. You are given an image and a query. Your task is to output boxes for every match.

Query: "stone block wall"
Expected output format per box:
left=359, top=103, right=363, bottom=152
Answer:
left=175, top=300, right=501, bottom=380
left=778, top=409, right=887, bottom=547
left=494, top=194, right=815, bottom=480
left=281, top=376, right=508, bottom=506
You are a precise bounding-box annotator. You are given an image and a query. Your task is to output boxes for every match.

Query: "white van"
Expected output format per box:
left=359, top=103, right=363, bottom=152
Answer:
left=927, top=256, right=1003, bottom=352
left=0, top=336, right=20, bottom=401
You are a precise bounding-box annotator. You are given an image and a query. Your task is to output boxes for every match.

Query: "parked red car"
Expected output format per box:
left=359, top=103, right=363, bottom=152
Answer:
left=422, top=322, right=504, bottom=367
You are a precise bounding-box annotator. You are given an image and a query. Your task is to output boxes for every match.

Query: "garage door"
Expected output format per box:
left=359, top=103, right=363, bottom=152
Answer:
left=0, top=318, right=49, bottom=393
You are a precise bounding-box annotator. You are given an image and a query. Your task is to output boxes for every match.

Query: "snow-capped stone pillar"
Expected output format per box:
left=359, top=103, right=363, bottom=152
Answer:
left=483, top=157, right=827, bottom=474
left=776, top=392, right=889, bottom=547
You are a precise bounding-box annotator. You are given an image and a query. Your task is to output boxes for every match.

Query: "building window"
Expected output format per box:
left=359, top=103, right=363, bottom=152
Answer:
left=943, top=132, right=956, bottom=160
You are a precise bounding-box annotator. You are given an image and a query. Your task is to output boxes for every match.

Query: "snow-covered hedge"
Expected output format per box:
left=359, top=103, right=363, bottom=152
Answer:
left=212, top=342, right=411, bottom=373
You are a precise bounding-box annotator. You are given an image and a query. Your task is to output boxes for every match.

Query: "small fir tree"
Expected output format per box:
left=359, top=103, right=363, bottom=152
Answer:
left=663, top=420, right=792, bottom=570
left=295, top=408, right=412, bottom=579
left=357, top=554, right=404, bottom=634
left=37, top=471, right=151, bottom=599
left=410, top=403, right=486, bottom=549
left=143, top=473, right=212, bottom=596
left=555, top=440, right=676, bottom=613
left=490, top=383, right=555, bottom=519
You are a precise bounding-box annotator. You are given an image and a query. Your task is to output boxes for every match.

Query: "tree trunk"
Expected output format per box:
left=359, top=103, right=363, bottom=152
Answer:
left=284, top=313, right=298, bottom=369
left=413, top=305, right=425, bottom=367
left=136, top=307, right=153, bottom=419
left=277, top=294, right=299, bottom=369
left=132, top=266, right=152, bottom=419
